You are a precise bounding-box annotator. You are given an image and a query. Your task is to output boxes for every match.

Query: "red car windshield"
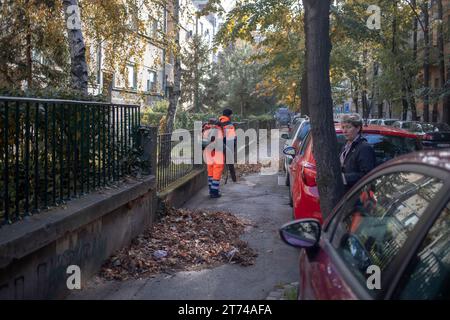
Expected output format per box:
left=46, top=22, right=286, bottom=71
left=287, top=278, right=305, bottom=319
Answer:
left=336, top=134, right=421, bottom=166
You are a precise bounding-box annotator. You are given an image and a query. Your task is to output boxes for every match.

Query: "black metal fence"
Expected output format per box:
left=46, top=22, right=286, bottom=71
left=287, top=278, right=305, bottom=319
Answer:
left=154, top=119, right=276, bottom=192
left=0, top=97, right=140, bottom=226
left=157, top=130, right=195, bottom=191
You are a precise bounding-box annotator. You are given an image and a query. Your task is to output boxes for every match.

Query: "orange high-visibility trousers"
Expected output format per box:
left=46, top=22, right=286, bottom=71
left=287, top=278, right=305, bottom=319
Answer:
left=204, top=149, right=224, bottom=181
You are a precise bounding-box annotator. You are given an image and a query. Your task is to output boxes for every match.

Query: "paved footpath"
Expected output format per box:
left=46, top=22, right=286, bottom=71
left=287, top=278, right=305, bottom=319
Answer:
left=67, top=171, right=300, bottom=300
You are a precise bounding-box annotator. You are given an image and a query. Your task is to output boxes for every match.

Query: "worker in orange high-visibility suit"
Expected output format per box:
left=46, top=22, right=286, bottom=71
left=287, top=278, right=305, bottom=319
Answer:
left=203, top=118, right=225, bottom=198
left=219, top=108, right=237, bottom=183
left=219, top=108, right=237, bottom=144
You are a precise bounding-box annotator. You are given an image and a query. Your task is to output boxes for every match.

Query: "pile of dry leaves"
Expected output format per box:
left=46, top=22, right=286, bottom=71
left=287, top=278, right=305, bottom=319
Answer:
left=100, top=207, right=257, bottom=281
left=234, top=164, right=263, bottom=178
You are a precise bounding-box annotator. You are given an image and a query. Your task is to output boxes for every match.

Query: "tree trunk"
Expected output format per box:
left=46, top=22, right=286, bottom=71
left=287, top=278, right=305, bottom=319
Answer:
left=437, top=0, right=446, bottom=123
left=371, top=62, right=378, bottom=117
left=300, top=69, right=309, bottom=116
left=194, top=37, right=200, bottom=113
left=62, top=0, right=88, bottom=94
left=304, top=0, right=344, bottom=219
left=166, top=0, right=181, bottom=136
left=402, top=88, right=409, bottom=120
left=378, top=102, right=383, bottom=118
left=300, top=10, right=309, bottom=117
left=362, top=49, right=369, bottom=119
left=26, top=23, right=32, bottom=89
left=423, top=1, right=430, bottom=122
left=410, top=0, right=418, bottom=121
left=353, top=89, right=359, bottom=114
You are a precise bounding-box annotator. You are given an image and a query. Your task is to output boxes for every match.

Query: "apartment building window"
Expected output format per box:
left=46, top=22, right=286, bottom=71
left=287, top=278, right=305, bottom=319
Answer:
left=147, top=69, right=157, bottom=92
left=149, top=17, right=158, bottom=38
left=127, top=64, right=137, bottom=90
left=186, top=30, right=193, bottom=41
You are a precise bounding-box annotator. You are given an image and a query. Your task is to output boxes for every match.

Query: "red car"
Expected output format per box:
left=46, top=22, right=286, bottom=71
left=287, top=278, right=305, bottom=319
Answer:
left=284, top=125, right=422, bottom=224
left=280, top=149, right=450, bottom=300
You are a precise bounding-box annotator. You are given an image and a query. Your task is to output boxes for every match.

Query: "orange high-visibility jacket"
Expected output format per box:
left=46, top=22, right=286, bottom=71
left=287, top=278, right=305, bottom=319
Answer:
left=219, top=115, right=236, bottom=141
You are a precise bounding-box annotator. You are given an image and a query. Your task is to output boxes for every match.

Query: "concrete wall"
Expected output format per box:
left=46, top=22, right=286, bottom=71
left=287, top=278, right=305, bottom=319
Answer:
left=158, top=167, right=207, bottom=208
left=0, top=176, right=157, bottom=300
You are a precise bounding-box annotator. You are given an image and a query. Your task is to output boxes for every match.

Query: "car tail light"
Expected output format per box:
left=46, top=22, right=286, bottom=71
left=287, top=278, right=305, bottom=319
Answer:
left=423, top=134, right=433, bottom=140
left=301, top=163, right=317, bottom=187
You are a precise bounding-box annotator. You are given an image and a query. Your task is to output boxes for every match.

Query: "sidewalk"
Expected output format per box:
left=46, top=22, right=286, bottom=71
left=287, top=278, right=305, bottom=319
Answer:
left=67, top=131, right=299, bottom=300
left=67, top=171, right=299, bottom=300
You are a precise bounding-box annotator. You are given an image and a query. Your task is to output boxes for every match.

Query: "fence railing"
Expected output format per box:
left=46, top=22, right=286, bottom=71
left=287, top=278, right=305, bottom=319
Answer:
left=0, top=96, right=140, bottom=226
left=156, top=130, right=195, bottom=191
left=154, top=119, right=276, bottom=192
left=1, top=99, right=278, bottom=224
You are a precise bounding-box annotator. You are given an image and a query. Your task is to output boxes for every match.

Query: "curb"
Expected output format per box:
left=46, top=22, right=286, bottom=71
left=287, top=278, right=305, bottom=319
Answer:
left=265, top=282, right=299, bottom=300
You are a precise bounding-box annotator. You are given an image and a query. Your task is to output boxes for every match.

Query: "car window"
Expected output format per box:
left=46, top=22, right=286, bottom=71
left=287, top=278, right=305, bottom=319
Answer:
left=331, top=172, right=444, bottom=297
left=298, top=132, right=311, bottom=156
left=395, top=200, right=450, bottom=300
left=335, top=134, right=420, bottom=166
left=291, top=122, right=301, bottom=139
left=295, top=122, right=310, bottom=144
left=420, top=123, right=435, bottom=132
left=393, top=122, right=401, bottom=128
left=384, top=120, right=397, bottom=126
left=402, top=122, right=413, bottom=129
left=434, top=123, right=450, bottom=131
left=411, top=123, right=423, bottom=133
left=364, top=134, right=420, bottom=166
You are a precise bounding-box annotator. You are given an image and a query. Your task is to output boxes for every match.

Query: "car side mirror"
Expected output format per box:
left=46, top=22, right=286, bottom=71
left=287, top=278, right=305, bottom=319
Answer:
left=283, top=146, right=296, bottom=157
left=281, top=133, right=290, bottom=140
left=279, top=219, right=321, bottom=248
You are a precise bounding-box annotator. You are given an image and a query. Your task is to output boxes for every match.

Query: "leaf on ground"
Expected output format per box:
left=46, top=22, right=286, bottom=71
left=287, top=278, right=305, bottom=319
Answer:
left=99, top=207, right=257, bottom=281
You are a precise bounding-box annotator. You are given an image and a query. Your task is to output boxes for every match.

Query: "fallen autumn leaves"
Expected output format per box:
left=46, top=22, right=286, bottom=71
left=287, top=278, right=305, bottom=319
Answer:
left=234, top=164, right=263, bottom=178
left=100, top=207, right=257, bottom=281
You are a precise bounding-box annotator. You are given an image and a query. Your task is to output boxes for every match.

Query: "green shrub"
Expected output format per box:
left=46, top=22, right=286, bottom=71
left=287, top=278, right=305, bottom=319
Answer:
left=0, top=86, right=109, bottom=102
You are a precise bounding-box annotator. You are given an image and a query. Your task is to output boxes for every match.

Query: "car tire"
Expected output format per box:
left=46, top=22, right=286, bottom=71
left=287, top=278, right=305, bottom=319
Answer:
left=297, top=275, right=302, bottom=300
left=289, top=187, right=293, bottom=207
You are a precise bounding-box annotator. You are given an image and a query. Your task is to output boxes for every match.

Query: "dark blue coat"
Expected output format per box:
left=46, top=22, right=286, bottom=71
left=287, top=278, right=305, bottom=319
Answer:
left=341, top=136, right=376, bottom=191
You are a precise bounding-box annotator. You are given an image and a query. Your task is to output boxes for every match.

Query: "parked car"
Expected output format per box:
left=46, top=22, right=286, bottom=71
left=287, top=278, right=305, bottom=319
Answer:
left=275, top=107, right=292, bottom=128
left=284, top=125, right=422, bottom=223
left=375, top=119, right=398, bottom=126
left=392, top=121, right=450, bottom=149
left=292, top=114, right=309, bottom=126
left=280, top=149, right=450, bottom=300
left=418, top=122, right=450, bottom=149
left=282, top=120, right=310, bottom=187
left=366, top=119, right=379, bottom=125
left=392, top=121, right=426, bottom=136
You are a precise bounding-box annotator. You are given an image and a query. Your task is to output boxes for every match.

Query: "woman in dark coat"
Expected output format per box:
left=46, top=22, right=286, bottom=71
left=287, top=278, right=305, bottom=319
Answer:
left=340, top=114, right=376, bottom=192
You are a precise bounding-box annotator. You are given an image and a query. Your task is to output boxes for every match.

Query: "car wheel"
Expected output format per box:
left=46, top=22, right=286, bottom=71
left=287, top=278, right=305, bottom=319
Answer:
left=289, top=187, right=293, bottom=208
left=297, top=271, right=303, bottom=300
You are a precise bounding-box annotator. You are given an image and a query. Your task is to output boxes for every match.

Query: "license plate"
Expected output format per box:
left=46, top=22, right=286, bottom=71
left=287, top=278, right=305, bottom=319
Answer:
left=437, top=144, right=450, bottom=148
